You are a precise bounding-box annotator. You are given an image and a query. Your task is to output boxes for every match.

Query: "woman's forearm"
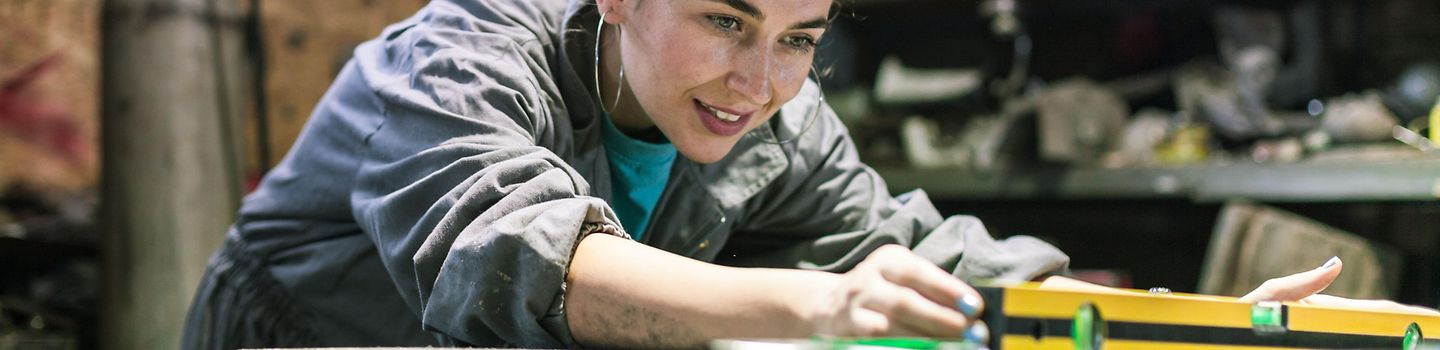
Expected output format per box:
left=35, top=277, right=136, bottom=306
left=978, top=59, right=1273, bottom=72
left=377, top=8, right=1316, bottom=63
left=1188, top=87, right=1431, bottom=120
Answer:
left=565, top=233, right=839, bottom=348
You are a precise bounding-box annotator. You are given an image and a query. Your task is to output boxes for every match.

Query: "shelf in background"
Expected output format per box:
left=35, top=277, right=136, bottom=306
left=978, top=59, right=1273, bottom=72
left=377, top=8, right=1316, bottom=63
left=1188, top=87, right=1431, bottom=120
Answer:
left=876, top=158, right=1440, bottom=202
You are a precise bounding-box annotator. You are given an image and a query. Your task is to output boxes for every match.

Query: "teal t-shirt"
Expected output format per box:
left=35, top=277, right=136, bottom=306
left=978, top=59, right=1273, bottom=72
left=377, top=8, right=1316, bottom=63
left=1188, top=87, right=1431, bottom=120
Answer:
left=599, top=113, right=676, bottom=240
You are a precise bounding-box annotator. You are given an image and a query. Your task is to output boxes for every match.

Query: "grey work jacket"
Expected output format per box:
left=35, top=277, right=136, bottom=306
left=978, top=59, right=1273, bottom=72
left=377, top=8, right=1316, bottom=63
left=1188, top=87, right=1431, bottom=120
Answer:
left=198, top=0, right=1069, bottom=348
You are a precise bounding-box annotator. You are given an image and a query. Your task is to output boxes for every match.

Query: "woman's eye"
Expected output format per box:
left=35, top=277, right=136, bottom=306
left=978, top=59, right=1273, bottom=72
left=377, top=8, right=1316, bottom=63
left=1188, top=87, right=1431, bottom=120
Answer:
left=708, top=15, right=741, bottom=32
left=785, top=35, right=817, bottom=51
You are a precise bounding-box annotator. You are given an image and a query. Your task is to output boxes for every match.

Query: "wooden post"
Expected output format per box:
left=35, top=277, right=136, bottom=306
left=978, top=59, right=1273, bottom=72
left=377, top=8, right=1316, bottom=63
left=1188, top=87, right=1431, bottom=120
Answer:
left=99, top=0, right=246, bottom=348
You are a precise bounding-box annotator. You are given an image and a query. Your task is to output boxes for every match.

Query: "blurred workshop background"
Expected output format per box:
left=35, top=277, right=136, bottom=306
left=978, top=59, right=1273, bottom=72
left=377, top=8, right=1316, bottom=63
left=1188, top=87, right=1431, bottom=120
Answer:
left=2, top=0, right=1439, bottom=349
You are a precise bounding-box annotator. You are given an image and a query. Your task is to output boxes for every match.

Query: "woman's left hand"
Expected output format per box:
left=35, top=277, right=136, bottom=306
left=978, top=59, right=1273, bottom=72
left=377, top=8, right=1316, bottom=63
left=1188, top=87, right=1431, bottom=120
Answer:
left=1240, top=256, right=1440, bottom=315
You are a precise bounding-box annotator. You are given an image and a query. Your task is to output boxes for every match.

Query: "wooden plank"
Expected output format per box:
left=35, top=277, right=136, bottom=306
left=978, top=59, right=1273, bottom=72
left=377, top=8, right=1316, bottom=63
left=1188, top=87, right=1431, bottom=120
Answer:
left=249, top=0, right=426, bottom=171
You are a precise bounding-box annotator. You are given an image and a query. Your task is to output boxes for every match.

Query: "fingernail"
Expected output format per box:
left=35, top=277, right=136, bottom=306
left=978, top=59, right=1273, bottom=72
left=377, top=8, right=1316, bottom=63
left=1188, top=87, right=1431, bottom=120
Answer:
left=956, top=294, right=981, bottom=318
left=1320, top=256, right=1340, bottom=269
left=964, top=321, right=991, bottom=344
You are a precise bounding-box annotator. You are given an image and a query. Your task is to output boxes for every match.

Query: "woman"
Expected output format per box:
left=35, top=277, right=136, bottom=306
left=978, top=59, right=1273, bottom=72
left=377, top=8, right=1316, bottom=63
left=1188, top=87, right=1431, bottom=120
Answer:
left=181, top=0, right=1416, bottom=348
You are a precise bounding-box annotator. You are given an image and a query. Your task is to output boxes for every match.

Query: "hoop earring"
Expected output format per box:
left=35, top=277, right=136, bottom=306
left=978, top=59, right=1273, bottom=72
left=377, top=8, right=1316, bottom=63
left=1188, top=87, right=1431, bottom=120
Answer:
left=593, top=12, right=625, bottom=115
left=762, top=67, right=826, bottom=145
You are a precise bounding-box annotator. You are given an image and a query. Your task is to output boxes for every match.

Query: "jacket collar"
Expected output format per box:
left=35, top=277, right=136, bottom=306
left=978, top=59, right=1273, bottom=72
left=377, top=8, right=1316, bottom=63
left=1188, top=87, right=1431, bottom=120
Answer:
left=685, top=126, right=788, bottom=209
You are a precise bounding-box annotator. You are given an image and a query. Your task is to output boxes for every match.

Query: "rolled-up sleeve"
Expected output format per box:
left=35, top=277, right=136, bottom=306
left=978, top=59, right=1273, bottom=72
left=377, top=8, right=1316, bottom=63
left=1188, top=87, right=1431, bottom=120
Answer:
left=725, top=83, right=1069, bottom=282
left=347, top=31, right=619, bottom=347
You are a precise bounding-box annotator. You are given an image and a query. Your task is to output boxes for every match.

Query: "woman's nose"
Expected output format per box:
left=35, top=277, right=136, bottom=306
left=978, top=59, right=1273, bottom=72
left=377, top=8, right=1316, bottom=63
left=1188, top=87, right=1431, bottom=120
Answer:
left=727, top=46, right=773, bottom=106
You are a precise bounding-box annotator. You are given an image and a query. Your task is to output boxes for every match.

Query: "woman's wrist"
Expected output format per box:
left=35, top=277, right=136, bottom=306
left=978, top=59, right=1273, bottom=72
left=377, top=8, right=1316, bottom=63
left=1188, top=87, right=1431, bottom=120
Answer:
left=767, top=268, right=843, bottom=337
left=711, top=266, right=842, bottom=339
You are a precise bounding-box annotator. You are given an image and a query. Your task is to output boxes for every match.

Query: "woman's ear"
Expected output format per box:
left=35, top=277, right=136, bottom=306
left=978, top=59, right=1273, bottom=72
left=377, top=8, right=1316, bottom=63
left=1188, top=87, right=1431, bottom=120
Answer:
left=596, top=0, right=632, bottom=24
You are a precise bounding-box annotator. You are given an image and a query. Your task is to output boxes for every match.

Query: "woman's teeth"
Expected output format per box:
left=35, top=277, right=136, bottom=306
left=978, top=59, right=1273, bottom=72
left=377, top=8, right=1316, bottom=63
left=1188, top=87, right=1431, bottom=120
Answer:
left=702, top=103, right=741, bottom=122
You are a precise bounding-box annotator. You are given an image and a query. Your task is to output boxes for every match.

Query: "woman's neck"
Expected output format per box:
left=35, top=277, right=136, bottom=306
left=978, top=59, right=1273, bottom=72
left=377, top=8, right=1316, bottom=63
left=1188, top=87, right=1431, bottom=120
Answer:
left=596, top=18, right=661, bottom=141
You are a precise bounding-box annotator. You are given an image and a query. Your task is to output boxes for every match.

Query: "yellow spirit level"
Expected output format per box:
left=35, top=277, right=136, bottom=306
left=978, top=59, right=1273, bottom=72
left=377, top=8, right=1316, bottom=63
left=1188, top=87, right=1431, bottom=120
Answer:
left=978, top=282, right=1440, bottom=350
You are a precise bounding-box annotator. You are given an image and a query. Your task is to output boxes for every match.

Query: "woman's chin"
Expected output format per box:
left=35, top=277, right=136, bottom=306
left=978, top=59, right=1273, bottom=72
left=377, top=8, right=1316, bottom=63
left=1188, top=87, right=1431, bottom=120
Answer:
left=676, top=142, right=736, bottom=164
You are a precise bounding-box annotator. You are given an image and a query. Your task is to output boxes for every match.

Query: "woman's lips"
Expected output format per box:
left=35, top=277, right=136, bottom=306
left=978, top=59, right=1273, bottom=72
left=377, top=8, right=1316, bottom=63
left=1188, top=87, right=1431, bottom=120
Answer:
left=694, top=99, right=751, bottom=137
left=702, top=103, right=742, bottom=121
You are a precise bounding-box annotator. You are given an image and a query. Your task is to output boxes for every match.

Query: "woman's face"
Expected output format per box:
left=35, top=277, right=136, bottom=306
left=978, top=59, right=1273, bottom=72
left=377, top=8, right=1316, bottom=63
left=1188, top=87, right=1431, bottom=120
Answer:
left=598, top=0, right=831, bottom=164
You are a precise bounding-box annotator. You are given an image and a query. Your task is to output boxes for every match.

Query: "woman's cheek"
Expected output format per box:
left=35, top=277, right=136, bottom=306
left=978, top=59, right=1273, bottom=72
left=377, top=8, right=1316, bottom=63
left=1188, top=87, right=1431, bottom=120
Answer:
left=774, top=62, right=808, bottom=101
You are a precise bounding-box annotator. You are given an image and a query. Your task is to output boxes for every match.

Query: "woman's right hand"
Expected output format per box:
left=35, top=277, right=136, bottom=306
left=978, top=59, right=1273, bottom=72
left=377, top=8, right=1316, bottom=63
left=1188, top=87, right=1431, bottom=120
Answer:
left=807, top=244, right=989, bottom=342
